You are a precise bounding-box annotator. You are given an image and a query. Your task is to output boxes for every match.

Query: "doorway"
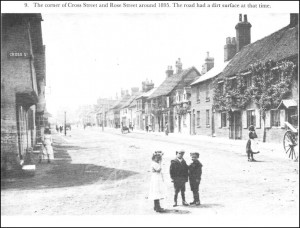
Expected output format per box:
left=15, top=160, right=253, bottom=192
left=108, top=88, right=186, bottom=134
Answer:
left=229, top=111, right=242, bottom=139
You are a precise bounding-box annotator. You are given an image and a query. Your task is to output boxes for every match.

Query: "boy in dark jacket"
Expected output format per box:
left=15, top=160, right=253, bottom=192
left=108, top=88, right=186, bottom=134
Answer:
left=246, top=125, right=260, bottom=162
left=189, top=152, right=202, bottom=205
left=170, top=150, right=189, bottom=207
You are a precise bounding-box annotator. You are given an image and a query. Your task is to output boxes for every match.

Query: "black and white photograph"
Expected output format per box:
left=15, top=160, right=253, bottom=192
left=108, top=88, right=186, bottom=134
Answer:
left=1, top=1, right=299, bottom=227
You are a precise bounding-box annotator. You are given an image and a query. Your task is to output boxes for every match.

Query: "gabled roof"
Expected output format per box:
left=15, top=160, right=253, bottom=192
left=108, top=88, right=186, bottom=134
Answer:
left=136, top=87, right=158, bottom=99
left=110, top=95, right=131, bottom=110
left=191, top=61, right=230, bottom=86
left=221, top=24, right=298, bottom=78
left=120, top=92, right=143, bottom=109
left=148, top=67, right=200, bottom=99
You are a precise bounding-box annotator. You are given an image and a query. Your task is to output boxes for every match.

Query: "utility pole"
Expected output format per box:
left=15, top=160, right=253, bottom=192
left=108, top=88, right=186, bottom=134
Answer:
left=102, top=104, right=104, bottom=131
left=64, top=111, right=67, bottom=136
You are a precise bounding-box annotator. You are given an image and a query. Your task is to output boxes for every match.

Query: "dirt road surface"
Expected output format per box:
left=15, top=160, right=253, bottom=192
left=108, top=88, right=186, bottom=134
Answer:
left=1, top=127, right=299, bottom=226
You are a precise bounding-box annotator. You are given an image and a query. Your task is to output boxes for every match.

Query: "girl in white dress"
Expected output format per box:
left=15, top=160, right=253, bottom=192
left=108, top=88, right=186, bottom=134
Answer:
left=41, top=128, right=54, bottom=163
left=149, top=151, right=166, bottom=212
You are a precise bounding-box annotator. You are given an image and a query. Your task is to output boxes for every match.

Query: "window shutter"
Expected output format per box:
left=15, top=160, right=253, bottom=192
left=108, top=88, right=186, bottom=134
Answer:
left=255, top=109, right=261, bottom=129
left=280, top=109, right=286, bottom=128
left=166, top=97, right=169, bottom=108
left=265, top=110, right=271, bottom=128
left=242, top=111, right=247, bottom=129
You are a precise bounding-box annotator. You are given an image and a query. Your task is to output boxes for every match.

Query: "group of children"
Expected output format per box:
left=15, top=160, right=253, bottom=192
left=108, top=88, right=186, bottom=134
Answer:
left=149, top=125, right=260, bottom=213
left=149, top=150, right=203, bottom=213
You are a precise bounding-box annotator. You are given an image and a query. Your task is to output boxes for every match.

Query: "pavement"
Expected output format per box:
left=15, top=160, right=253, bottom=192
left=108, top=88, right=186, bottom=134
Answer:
left=1, top=127, right=299, bottom=226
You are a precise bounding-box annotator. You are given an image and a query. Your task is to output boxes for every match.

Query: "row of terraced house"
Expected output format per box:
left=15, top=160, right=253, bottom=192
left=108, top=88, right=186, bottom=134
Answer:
left=97, top=13, right=298, bottom=144
left=1, top=14, right=48, bottom=171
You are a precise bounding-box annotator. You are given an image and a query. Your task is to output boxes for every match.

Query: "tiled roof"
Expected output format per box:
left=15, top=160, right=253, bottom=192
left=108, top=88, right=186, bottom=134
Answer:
left=136, top=87, right=158, bottom=99
left=191, top=61, right=230, bottom=86
left=148, top=67, right=200, bottom=99
left=221, top=24, right=298, bottom=78
left=120, top=92, right=143, bottom=109
left=111, top=95, right=131, bottom=110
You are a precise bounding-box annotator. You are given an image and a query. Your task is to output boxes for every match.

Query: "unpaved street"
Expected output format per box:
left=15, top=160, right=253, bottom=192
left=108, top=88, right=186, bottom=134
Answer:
left=1, top=127, right=299, bottom=225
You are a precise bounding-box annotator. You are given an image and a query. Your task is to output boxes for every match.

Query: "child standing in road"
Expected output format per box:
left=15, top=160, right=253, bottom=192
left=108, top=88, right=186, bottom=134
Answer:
left=149, top=151, right=166, bottom=213
left=246, top=125, right=260, bottom=162
left=188, top=152, right=202, bottom=206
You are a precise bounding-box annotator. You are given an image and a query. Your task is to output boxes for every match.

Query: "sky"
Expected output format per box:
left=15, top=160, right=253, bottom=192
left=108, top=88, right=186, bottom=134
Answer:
left=42, top=13, right=291, bottom=116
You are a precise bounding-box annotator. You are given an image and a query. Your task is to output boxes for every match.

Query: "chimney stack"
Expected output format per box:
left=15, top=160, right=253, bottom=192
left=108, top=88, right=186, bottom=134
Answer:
left=175, top=58, right=183, bottom=74
left=224, top=37, right=237, bottom=62
left=290, top=13, right=298, bottom=27
left=142, top=79, right=154, bottom=92
left=165, top=65, right=174, bottom=78
left=235, top=14, right=252, bottom=52
left=201, top=52, right=214, bottom=74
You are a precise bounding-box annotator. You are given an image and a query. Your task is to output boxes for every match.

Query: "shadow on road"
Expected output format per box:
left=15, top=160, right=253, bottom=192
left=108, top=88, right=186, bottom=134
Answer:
left=160, top=209, right=191, bottom=214
left=1, top=137, right=138, bottom=191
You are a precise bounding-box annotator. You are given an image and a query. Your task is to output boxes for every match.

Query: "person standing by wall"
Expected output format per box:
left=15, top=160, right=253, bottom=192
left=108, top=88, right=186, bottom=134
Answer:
left=40, top=128, right=54, bottom=163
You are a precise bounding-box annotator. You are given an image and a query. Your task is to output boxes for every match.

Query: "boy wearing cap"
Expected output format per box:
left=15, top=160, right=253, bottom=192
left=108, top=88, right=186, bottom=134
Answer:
left=246, top=125, right=260, bottom=162
left=170, top=150, right=189, bottom=207
left=189, top=152, right=203, bottom=205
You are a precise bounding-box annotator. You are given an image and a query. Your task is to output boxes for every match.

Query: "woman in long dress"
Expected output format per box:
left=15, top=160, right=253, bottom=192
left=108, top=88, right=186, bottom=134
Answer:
left=41, top=128, right=54, bottom=163
left=149, top=151, right=166, bottom=212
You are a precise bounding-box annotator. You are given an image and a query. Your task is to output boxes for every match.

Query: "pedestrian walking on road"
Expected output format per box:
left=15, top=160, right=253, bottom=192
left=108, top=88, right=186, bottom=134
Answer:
left=246, top=125, right=260, bottom=162
left=170, top=150, right=189, bottom=207
left=164, top=122, right=169, bottom=136
left=40, top=128, right=54, bottom=163
left=149, top=151, right=166, bottom=213
left=188, top=152, right=202, bottom=206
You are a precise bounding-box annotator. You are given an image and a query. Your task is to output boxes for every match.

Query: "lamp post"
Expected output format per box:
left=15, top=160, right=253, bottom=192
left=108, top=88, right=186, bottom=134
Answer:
left=64, top=111, right=67, bottom=136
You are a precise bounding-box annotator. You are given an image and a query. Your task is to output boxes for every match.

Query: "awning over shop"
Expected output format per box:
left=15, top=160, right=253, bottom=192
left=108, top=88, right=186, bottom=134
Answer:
left=277, top=99, right=297, bottom=109
left=16, top=91, right=38, bottom=110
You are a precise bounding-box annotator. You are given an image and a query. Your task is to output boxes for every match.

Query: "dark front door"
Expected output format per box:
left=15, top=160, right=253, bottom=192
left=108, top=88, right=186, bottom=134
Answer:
left=229, top=111, right=242, bottom=139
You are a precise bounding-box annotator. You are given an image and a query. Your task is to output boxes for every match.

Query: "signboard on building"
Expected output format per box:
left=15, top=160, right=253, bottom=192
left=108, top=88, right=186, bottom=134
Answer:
left=8, top=51, right=30, bottom=58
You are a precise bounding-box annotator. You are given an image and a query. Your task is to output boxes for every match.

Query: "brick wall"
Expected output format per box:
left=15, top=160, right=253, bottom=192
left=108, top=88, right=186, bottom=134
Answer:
left=1, top=15, right=41, bottom=171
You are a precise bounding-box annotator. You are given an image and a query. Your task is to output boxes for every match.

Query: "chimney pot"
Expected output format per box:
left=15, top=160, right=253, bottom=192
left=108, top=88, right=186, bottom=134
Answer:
left=226, top=37, right=231, bottom=44
left=239, top=14, right=242, bottom=22
left=290, top=13, right=298, bottom=27
left=244, top=14, right=248, bottom=22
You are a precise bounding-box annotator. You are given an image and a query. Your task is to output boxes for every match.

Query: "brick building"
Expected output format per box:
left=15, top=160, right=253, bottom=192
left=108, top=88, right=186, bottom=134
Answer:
left=213, top=14, right=298, bottom=143
left=1, top=14, right=46, bottom=171
left=148, top=58, right=200, bottom=133
left=119, top=88, right=141, bottom=127
left=190, top=61, right=230, bottom=136
left=135, top=80, right=155, bottom=130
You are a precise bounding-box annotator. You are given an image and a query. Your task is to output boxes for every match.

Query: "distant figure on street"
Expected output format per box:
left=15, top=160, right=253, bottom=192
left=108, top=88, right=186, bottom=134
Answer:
left=188, top=152, right=202, bottom=205
left=56, top=125, right=59, bottom=132
left=40, top=128, right=54, bottom=163
left=164, top=122, right=169, bottom=136
left=149, top=151, right=166, bottom=213
left=129, top=122, right=133, bottom=131
left=246, top=125, right=260, bottom=162
left=146, top=125, right=149, bottom=132
left=59, top=126, right=63, bottom=133
left=170, top=150, right=189, bottom=207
